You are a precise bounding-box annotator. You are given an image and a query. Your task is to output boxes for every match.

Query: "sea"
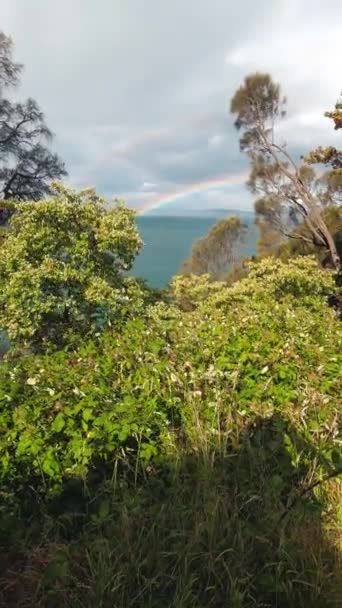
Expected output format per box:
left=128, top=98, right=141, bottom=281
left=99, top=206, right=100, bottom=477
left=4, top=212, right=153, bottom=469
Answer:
left=133, top=210, right=258, bottom=288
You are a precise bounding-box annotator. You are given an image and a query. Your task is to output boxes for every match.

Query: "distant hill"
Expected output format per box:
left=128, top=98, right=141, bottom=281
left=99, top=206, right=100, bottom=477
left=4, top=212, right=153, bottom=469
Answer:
left=145, top=208, right=254, bottom=218
left=206, top=208, right=254, bottom=214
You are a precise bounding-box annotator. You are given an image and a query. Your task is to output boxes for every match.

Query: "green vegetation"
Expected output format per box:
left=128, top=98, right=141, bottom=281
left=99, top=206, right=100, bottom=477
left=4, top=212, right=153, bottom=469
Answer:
left=0, top=42, right=341, bottom=606
left=0, top=183, right=143, bottom=348
left=324, top=94, right=342, bottom=131
left=184, top=75, right=341, bottom=289
left=182, top=216, right=247, bottom=279
left=230, top=73, right=341, bottom=270
left=1, top=197, right=341, bottom=605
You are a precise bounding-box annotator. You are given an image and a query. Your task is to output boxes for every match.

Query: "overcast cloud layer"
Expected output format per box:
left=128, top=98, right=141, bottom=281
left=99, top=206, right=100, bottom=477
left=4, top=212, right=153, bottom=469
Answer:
left=1, top=0, right=341, bottom=212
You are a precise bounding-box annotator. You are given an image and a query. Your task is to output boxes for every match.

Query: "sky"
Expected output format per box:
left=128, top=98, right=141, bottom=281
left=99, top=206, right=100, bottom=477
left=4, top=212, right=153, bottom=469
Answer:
left=1, top=0, right=341, bottom=214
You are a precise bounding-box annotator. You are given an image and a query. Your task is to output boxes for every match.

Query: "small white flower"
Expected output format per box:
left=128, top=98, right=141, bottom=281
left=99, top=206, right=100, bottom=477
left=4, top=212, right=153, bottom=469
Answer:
left=26, top=377, right=37, bottom=386
left=72, top=387, right=86, bottom=397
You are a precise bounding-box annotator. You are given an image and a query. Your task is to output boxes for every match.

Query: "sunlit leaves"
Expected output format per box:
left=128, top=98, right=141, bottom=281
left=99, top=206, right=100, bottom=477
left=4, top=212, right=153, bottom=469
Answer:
left=182, top=216, right=247, bottom=279
left=0, top=256, right=340, bottom=495
left=0, top=183, right=143, bottom=346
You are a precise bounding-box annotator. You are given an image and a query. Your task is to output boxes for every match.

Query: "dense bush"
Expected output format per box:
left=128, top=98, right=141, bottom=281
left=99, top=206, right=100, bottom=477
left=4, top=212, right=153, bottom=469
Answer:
left=0, top=183, right=143, bottom=347
left=1, top=257, right=340, bottom=492
left=0, top=250, right=341, bottom=607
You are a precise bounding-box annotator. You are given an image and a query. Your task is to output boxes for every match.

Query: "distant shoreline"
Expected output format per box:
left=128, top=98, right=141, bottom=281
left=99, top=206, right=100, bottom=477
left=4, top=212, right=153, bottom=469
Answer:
left=141, top=208, right=255, bottom=218
left=133, top=213, right=258, bottom=287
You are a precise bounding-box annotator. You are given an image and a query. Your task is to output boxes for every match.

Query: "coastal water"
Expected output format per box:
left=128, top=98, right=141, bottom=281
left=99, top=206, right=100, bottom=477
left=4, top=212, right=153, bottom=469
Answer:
left=133, top=212, right=258, bottom=288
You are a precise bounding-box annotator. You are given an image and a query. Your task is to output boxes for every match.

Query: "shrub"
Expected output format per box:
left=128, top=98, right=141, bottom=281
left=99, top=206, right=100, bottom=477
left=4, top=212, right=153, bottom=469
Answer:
left=0, top=183, right=143, bottom=347
left=0, top=257, right=340, bottom=500
left=170, top=273, right=226, bottom=310
left=0, top=256, right=341, bottom=607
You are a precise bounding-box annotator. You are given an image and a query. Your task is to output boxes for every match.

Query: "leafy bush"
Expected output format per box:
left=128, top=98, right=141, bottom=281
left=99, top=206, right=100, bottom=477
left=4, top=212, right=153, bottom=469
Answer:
left=169, top=272, right=226, bottom=310
left=0, top=183, right=143, bottom=347
left=0, top=319, right=175, bottom=493
left=0, top=257, right=340, bottom=497
left=0, top=255, right=341, bottom=607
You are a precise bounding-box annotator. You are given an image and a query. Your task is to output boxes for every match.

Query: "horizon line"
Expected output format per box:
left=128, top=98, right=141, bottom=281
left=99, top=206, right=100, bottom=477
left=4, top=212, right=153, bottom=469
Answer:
left=137, top=171, right=248, bottom=215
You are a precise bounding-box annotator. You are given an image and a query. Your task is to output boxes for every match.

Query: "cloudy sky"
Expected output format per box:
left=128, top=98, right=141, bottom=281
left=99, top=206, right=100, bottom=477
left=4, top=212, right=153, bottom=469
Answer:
left=1, top=0, right=341, bottom=213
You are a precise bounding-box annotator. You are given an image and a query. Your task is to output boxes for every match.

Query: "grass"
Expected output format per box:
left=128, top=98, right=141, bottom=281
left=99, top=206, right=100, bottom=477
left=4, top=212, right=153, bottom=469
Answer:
left=1, top=414, right=341, bottom=608
left=0, top=258, right=341, bottom=606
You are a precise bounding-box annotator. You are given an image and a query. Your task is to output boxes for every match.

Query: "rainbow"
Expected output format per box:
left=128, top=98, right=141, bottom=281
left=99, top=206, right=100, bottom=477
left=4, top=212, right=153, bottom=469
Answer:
left=138, top=172, right=247, bottom=214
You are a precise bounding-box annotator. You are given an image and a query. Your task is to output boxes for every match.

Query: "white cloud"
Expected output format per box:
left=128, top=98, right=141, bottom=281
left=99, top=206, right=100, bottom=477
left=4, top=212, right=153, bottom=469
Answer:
left=276, top=112, right=340, bottom=151
left=225, top=3, right=342, bottom=117
left=142, top=181, right=156, bottom=190
left=1, top=0, right=340, bottom=211
left=225, top=1, right=342, bottom=161
left=208, top=134, right=225, bottom=147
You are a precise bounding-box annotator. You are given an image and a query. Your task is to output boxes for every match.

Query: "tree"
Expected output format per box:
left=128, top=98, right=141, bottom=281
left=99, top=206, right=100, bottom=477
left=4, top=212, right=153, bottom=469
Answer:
left=0, top=31, right=22, bottom=89
left=324, top=93, right=342, bottom=130
left=303, top=97, right=342, bottom=205
left=254, top=209, right=284, bottom=258
left=0, top=183, right=143, bottom=347
left=182, top=216, right=247, bottom=279
left=230, top=73, right=340, bottom=269
left=254, top=95, right=342, bottom=261
left=0, top=31, right=66, bottom=222
left=253, top=163, right=341, bottom=259
left=277, top=206, right=342, bottom=267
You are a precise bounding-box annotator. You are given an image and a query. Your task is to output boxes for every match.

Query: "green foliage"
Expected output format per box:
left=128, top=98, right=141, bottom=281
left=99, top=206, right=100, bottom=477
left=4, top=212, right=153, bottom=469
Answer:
left=170, top=272, right=226, bottom=310
left=0, top=183, right=143, bottom=346
left=277, top=206, right=342, bottom=265
left=1, top=38, right=341, bottom=608
left=230, top=73, right=341, bottom=269
left=182, top=216, right=247, bottom=279
left=325, top=107, right=342, bottom=130
left=0, top=255, right=341, bottom=606
left=303, top=100, right=342, bottom=209
left=0, top=256, right=340, bottom=492
left=304, top=145, right=342, bottom=170
left=230, top=72, right=285, bottom=149
left=231, top=255, right=335, bottom=299
left=0, top=317, right=177, bottom=490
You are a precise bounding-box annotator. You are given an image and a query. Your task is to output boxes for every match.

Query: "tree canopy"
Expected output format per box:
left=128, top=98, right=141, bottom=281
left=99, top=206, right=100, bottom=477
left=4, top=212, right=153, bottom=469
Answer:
left=0, top=31, right=22, bottom=89
left=182, top=216, right=247, bottom=279
left=0, top=31, right=66, bottom=221
left=0, top=184, right=143, bottom=347
left=230, top=73, right=341, bottom=269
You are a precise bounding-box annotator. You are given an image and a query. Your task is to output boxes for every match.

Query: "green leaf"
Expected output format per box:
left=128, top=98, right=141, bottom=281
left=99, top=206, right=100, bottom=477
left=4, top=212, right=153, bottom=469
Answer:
left=51, top=412, right=65, bottom=433
left=82, top=408, right=92, bottom=422
left=98, top=499, right=110, bottom=521
left=331, top=449, right=342, bottom=471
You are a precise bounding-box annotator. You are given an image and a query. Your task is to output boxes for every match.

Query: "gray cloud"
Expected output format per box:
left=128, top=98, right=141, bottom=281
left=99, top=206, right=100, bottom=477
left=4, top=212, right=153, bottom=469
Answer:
left=1, top=0, right=341, bottom=211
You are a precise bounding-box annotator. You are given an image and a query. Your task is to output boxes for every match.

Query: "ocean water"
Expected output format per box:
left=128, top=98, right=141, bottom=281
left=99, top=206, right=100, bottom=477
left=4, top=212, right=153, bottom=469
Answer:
left=133, top=212, right=258, bottom=288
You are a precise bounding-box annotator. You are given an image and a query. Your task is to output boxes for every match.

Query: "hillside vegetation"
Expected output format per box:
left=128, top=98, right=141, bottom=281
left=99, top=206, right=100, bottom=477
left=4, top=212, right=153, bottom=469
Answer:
left=1, top=26, right=342, bottom=608
left=0, top=188, right=341, bottom=607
